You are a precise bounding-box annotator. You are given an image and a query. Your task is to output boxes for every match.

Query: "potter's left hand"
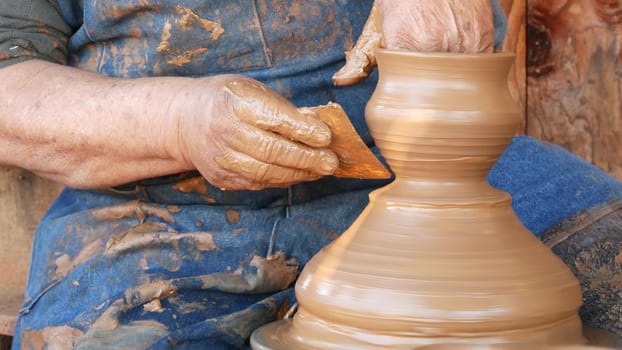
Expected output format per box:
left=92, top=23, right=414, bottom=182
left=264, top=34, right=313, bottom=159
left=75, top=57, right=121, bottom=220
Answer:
left=332, top=0, right=496, bottom=86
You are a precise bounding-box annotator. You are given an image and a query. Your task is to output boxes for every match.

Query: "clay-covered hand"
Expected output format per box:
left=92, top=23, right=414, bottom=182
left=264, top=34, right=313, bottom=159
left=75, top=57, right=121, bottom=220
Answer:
left=332, top=0, right=495, bottom=86
left=168, top=75, right=338, bottom=191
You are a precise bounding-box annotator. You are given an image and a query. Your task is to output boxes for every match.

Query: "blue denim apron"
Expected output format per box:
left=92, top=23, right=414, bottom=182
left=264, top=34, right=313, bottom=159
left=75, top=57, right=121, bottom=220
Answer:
left=14, top=1, right=622, bottom=349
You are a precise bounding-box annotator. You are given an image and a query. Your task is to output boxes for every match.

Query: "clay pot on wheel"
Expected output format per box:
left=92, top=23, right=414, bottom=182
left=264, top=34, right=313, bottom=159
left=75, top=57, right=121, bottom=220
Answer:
left=251, top=49, right=584, bottom=349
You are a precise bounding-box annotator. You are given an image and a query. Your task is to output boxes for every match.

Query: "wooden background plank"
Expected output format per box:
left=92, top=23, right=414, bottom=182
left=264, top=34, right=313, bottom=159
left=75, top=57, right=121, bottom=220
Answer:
left=527, top=0, right=622, bottom=180
left=0, top=167, right=61, bottom=296
left=500, top=0, right=528, bottom=134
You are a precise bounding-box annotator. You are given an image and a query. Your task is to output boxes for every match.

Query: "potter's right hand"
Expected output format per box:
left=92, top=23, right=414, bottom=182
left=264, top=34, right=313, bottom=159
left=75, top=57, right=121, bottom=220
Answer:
left=332, top=0, right=496, bottom=86
left=167, top=75, right=338, bottom=191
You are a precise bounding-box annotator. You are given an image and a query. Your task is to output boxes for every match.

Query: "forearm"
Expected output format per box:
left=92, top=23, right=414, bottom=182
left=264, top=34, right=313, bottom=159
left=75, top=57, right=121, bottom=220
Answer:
left=0, top=60, right=191, bottom=189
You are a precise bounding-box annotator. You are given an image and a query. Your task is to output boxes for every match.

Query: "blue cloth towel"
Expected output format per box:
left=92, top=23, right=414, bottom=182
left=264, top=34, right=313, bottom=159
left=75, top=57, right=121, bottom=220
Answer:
left=489, top=136, right=622, bottom=235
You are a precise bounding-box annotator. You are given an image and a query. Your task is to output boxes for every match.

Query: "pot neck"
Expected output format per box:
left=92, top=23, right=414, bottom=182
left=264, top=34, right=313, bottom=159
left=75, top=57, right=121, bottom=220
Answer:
left=374, top=49, right=515, bottom=83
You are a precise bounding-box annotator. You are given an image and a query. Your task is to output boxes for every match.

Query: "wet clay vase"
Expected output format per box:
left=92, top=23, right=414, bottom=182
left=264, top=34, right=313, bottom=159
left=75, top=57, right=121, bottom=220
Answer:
left=250, top=49, right=585, bottom=349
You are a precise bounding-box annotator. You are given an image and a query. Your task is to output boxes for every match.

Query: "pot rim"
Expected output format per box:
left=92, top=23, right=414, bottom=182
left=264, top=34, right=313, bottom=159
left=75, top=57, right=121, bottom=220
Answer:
left=375, top=48, right=515, bottom=59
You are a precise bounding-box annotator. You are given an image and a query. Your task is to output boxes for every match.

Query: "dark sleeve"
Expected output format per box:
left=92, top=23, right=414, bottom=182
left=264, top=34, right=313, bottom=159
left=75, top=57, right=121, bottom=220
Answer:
left=0, top=0, right=72, bottom=68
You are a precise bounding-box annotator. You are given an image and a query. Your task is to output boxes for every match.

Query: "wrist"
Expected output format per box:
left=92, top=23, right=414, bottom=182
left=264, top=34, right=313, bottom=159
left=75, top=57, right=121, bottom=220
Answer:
left=116, top=76, right=192, bottom=168
left=153, top=76, right=218, bottom=173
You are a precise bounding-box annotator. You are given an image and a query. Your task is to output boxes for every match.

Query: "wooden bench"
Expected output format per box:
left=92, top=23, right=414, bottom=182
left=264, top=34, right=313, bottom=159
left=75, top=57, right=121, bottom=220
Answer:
left=0, top=166, right=62, bottom=347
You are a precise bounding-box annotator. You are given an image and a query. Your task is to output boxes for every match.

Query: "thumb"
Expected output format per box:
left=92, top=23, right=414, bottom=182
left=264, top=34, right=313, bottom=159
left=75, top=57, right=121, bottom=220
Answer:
left=332, top=1, right=384, bottom=87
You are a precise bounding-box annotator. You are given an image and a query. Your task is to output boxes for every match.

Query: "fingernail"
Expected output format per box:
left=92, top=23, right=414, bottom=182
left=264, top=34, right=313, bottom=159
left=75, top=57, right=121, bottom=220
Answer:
left=320, top=151, right=339, bottom=174
left=316, top=127, right=332, bottom=146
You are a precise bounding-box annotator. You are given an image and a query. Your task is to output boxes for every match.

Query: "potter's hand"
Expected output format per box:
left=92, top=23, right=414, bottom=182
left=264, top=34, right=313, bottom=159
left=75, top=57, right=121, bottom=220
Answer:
left=169, top=75, right=338, bottom=191
left=332, top=0, right=495, bottom=86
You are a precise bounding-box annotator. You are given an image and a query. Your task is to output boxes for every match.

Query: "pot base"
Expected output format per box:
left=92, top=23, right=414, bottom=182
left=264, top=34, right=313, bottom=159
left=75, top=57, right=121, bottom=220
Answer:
left=250, top=320, right=615, bottom=350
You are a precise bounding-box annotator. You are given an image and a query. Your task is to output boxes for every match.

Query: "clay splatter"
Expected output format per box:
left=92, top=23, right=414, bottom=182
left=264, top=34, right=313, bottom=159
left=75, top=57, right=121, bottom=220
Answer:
left=232, top=227, right=248, bottom=236
left=105, top=223, right=218, bottom=256
left=156, top=7, right=225, bottom=67
left=197, top=252, right=298, bottom=293
left=172, top=176, right=209, bottom=194
left=156, top=21, right=172, bottom=52
left=143, top=298, right=165, bottom=313
left=54, top=239, right=104, bottom=279
left=226, top=209, right=241, bottom=224
left=22, top=326, right=84, bottom=350
left=89, top=200, right=175, bottom=223
left=176, top=6, right=225, bottom=40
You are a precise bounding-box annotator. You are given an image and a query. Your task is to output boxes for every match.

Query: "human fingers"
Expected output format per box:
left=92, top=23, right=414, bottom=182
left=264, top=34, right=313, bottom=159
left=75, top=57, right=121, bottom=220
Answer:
left=214, top=150, right=323, bottom=189
left=381, top=0, right=495, bottom=53
left=228, top=123, right=338, bottom=176
left=332, top=1, right=383, bottom=87
left=223, top=78, right=332, bottom=148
